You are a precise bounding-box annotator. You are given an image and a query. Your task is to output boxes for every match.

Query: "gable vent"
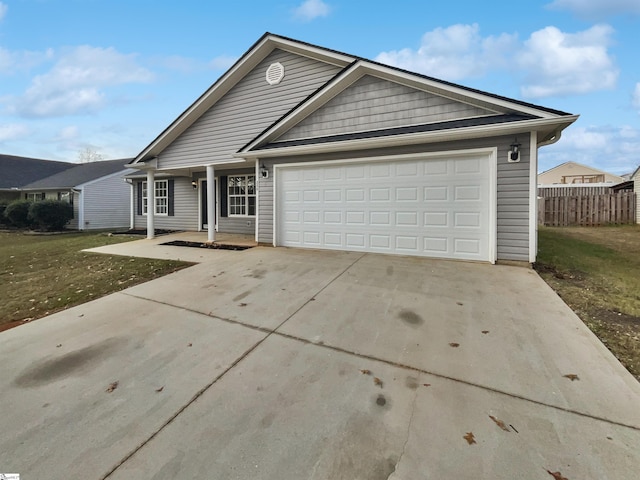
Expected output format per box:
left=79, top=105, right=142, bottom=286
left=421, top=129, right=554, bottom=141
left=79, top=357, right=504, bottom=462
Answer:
left=266, top=62, right=285, bottom=85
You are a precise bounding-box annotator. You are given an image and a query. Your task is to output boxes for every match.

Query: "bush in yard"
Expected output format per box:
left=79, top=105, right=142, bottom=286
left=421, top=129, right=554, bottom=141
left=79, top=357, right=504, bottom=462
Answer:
left=28, top=200, right=73, bottom=231
left=4, top=200, right=33, bottom=228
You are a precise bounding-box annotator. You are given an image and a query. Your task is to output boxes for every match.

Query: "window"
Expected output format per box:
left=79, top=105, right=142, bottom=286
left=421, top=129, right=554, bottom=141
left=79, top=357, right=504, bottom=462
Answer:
left=228, top=175, right=256, bottom=216
left=26, top=192, right=45, bottom=201
left=142, top=180, right=169, bottom=216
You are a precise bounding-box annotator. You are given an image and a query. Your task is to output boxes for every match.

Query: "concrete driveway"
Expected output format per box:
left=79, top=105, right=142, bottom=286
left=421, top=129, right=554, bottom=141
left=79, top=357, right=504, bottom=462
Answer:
left=1, top=243, right=639, bottom=479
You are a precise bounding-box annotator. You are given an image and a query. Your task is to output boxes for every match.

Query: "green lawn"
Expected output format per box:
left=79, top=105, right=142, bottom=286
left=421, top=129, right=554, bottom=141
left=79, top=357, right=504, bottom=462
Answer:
left=535, top=225, right=640, bottom=380
left=0, top=231, right=192, bottom=329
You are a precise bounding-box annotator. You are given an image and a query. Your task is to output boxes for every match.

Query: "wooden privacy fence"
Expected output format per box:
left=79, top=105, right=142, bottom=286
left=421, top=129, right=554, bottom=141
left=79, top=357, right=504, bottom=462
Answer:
left=538, top=192, right=637, bottom=226
left=538, top=186, right=613, bottom=197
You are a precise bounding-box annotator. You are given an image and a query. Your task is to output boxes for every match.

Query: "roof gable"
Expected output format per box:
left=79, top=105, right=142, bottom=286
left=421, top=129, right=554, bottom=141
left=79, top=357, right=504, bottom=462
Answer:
left=276, top=74, right=498, bottom=143
left=240, top=60, right=576, bottom=154
left=130, top=33, right=354, bottom=164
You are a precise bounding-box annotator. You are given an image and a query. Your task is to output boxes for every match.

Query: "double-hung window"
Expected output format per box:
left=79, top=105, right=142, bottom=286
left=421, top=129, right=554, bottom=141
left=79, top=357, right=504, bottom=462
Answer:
left=142, top=180, right=169, bottom=216
left=228, top=175, right=256, bottom=216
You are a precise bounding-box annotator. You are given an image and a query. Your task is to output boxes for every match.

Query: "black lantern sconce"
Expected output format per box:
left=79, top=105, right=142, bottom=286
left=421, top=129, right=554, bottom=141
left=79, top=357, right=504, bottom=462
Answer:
left=508, top=139, right=521, bottom=163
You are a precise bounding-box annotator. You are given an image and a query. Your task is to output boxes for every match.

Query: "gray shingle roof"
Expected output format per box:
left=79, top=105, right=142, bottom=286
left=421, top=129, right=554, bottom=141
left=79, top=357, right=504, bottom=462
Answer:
left=0, top=154, right=75, bottom=189
left=21, top=159, right=132, bottom=189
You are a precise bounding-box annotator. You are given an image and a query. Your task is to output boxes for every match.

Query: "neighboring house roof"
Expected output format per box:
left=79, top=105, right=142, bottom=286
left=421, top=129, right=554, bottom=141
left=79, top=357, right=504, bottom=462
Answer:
left=21, top=159, right=132, bottom=190
left=0, top=154, right=75, bottom=190
left=631, top=165, right=640, bottom=180
left=131, top=32, right=576, bottom=165
left=538, top=161, right=624, bottom=185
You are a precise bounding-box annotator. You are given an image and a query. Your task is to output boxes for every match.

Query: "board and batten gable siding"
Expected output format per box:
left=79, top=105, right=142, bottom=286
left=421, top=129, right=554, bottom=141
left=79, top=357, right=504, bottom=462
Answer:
left=133, top=177, right=198, bottom=231
left=277, top=75, right=494, bottom=142
left=157, top=49, right=342, bottom=169
left=257, top=134, right=532, bottom=262
left=81, top=171, right=131, bottom=230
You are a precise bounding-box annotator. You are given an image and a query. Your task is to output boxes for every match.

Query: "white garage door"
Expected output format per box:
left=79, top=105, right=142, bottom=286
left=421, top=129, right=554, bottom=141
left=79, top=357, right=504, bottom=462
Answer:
left=276, top=153, right=494, bottom=261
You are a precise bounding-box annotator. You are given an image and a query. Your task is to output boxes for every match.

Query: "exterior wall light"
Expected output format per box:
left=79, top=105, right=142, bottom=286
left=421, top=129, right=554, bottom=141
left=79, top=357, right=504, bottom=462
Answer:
left=508, top=139, right=521, bottom=163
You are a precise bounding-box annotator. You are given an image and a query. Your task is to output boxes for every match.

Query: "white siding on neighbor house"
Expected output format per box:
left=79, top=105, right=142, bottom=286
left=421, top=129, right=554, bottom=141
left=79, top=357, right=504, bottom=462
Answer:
left=81, top=171, right=131, bottom=230
left=635, top=175, right=640, bottom=224
left=157, top=49, right=341, bottom=168
left=277, top=75, right=493, bottom=142
left=134, top=177, right=199, bottom=231
left=257, top=134, right=532, bottom=262
left=68, top=192, right=80, bottom=229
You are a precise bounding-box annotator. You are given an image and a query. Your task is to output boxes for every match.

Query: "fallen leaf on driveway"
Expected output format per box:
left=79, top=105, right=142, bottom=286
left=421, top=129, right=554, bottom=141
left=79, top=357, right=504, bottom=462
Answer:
left=482, top=330, right=489, bottom=334
left=546, top=469, right=569, bottom=480
left=373, top=377, right=383, bottom=387
left=463, top=432, right=476, bottom=445
left=155, top=386, right=164, bottom=393
left=456, top=302, right=463, bottom=306
left=563, top=374, right=580, bottom=381
left=360, top=369, right=371, bottom=375
left=188, top=343, right=192, bottom=347
left=106, top=381, right=119, bottom=393
left=423, top=383, right=431, bottom=387
left=56, top=344, right=62, bottom=348
left=489, top=415, right=510, bottom=432
left=449, top=343, right=460, bottom=348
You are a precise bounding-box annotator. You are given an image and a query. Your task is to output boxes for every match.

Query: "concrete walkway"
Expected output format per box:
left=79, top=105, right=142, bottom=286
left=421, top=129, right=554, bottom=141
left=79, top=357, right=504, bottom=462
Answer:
left=1, top=244, right=639, bottom=479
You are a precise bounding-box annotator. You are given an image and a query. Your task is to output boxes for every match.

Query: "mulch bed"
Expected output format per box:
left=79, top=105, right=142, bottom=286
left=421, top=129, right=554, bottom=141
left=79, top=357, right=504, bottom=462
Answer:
left=162, top=240, right=252, bottom=251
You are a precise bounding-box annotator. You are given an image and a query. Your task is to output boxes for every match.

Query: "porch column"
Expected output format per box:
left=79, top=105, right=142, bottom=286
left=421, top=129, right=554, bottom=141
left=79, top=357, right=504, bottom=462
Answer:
left=206, top=164, right=215, bottom=242
left=146, top=169, right=155, bottom=239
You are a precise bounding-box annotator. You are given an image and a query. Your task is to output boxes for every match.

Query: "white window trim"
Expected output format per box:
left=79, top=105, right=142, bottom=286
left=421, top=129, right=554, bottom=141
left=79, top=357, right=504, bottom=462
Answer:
left=142, top=180, right=169, bottom=216
left=227, top=175, right=256, bottom=217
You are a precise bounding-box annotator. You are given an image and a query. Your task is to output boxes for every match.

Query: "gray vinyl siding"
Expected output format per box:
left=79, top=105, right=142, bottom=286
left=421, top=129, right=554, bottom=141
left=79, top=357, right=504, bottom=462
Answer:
left=157, top=49, right=341, bottom=169
left=257, top=134, right=532, bottom=262
left=134, top=177, right=199, bottom=231
left=277, top=75, right=493, bottom=141
left=81, top=171, right=131, bottom=230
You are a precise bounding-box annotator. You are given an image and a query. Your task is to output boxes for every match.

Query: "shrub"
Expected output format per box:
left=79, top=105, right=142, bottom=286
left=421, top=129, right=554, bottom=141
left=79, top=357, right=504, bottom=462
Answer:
left=28, top=200, right=73, bottom=231
left=4, top=200, right=33, bottom=228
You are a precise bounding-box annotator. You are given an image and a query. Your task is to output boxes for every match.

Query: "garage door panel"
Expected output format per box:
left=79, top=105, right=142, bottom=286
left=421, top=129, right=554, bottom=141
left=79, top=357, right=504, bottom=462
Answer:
left=277, top=154, right=492, bottom=261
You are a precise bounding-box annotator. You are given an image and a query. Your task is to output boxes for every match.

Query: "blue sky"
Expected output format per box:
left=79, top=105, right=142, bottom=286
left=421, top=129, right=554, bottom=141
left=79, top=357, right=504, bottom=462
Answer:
left=0, top=0, right=639, bottom=174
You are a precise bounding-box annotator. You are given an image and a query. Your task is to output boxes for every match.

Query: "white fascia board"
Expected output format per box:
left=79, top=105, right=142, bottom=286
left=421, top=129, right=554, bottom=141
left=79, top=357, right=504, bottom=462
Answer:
left=131, top=35, right=354, bottom=165
left=236, top=115, right=579, bottom=160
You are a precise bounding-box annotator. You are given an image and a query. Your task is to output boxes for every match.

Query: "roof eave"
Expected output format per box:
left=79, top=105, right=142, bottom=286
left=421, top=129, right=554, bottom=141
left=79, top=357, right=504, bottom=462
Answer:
left=235, top=115, right=579, bottom=159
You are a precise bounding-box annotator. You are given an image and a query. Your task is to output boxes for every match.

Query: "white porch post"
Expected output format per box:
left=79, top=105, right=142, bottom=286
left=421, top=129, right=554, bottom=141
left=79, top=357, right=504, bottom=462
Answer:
left=206, top=164, right=215, bottom=242
left=146, top=169, right=155, bottom=239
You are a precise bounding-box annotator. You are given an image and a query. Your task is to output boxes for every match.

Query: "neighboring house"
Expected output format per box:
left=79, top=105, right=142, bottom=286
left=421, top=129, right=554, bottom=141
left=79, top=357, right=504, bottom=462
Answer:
left=633, top=166, right=640, bottom=224
left=538, top=161, right=623, bottom=185
left=21, top=159, right=133, bottom=230
left=127, top=33, right=577, bottom=264
left=0, top=154, right=74, bottom=202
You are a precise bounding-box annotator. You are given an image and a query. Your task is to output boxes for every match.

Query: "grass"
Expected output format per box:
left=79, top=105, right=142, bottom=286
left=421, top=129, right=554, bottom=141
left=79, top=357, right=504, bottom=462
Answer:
left=0, top=231, right=192, bottom=329
left=535, top=225, right=640, bottom=380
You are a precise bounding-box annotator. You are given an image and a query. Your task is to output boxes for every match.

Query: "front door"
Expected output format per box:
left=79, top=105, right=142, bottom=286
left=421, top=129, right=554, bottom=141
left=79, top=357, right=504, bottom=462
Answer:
left=200, top=180, right=216, bottom=229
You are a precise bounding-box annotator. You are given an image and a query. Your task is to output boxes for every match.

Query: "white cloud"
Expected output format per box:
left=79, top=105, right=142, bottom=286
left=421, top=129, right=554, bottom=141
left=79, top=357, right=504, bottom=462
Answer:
left=57, top=125, right=79, bottom=140
left=517, top=25, right=618, bottom=98
left=376, top=24, right=518, bottom=81
left=0, top=2, right=7, bottom=21
left=0, top=123, right=30, bottom=142
left=10, top=46, right=154, bottom=117
left=210, top=55, right=237, bottom=71
left=540, top=124, right=640, bottom=175
left=376, top=24, right=617, bottom=99
left=293, top=0, right=331, bottom=21
left=547, top=0, right=640, bottom=18
left=0, top=47, right=53, bottom=75
left=633, top=83, right=640, bottom=111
